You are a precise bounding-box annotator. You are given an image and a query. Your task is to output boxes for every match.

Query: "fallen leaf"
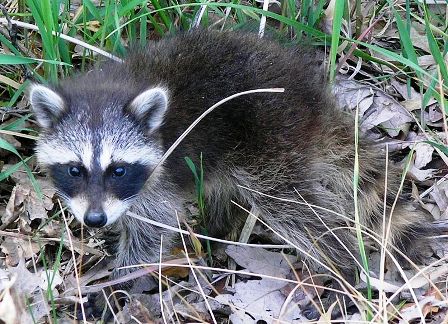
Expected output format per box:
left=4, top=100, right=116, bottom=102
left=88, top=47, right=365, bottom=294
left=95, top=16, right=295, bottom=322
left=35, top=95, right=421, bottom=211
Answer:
left=429, top=181, right=448, bottom=215
left=6, top=172, right=56, bottom=223
left=333, top=78, right=413, bottom=137
left=360, top=263, right=448, bottom=292
left=8, top=259, right=41, bottom=296
left=0, top=259, right=47, bottom=323
left=428, top=104, right=443, bottom=123
left=333, top=78, right=374, bottom=117
left=0, top=285, right=18, bottom=324
left=414, top=142, right=434, bottom=169
left=216, top=277, right=306, bottom=323
left=226, top=246, right=298, bottom=277
left=399, top=295, right=445, bottom=323
left=39, top=269, right=63, bottom=294
left=412, top=182, right=441, bottom=220
left=2, top=186, right=22, bottom=227
left=1, top=237, right=40, bottom=266
left=407, top=162, right=436, bottom=182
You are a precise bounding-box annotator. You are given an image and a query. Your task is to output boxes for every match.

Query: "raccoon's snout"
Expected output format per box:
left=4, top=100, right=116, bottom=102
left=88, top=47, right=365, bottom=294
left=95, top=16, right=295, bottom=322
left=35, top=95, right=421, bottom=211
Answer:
left=84, top=211, right=107, bottom=228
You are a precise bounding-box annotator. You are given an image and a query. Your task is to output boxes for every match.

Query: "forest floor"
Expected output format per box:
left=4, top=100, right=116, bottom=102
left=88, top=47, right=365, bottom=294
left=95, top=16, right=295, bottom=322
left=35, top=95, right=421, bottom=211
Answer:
left=0, top=0, right=448, bottom=323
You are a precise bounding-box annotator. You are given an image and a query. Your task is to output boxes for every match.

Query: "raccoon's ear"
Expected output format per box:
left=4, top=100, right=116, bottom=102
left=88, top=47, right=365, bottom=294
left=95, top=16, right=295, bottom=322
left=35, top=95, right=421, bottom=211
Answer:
left=129, top=87, right=168, bottom=133
left=28, top=84, right=65, bottom=129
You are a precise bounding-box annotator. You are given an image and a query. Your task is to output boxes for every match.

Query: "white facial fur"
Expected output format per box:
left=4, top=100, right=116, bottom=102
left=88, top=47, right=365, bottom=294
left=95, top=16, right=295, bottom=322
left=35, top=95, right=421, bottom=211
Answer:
left=99, top=139, right=163, bottom=170
left=103, top=196, right=131, bottom=225
left=68, top=195, right=131, bottom=226
left=36, top=140, right=93, bottom=170
left=68, top=196, right=89, bottom=224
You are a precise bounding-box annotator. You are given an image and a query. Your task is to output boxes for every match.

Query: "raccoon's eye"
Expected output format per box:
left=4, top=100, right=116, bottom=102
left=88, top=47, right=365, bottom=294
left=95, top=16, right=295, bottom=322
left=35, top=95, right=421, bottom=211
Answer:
left=112, top=167, right=126, bottom=177
left=68, top=166, right=82, bottom=177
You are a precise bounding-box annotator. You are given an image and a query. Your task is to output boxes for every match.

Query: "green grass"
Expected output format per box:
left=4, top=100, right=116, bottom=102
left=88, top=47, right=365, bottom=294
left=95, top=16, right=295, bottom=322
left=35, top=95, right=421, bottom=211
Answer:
left=185, top=154, right=206, bottom=220
left=185, top=154, right=215, bottom=264
left=0, top=0, right=447, bottom=322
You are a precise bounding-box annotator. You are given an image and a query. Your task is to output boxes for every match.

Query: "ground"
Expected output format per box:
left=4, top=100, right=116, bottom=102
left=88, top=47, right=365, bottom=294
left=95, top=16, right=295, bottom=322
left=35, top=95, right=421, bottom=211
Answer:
left=0, top=1, right=448, bottom=323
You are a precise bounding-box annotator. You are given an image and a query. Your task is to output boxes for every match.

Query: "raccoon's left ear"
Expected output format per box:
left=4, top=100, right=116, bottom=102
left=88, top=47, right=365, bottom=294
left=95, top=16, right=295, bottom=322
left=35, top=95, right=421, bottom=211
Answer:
left=128, top=87, right=168, bottom=133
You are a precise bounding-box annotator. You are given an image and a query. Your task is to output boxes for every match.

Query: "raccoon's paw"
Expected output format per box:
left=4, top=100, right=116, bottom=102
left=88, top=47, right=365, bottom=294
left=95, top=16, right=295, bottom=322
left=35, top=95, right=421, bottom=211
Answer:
left=75, top=289, right=129, bottom=322
left=301, top=290, right=351, bottom=320
left=74, top=293, right=107, bottom=321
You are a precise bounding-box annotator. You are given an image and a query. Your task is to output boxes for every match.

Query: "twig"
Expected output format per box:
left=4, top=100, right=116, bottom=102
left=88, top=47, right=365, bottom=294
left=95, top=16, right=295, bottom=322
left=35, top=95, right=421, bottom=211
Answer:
left=0, top=129, right=38, bottom=140
left=127, top=210, right=290, bottom=249
left=158, top=234, right=168, bottom=324
left=0, top=17, right=122, bottom=62
left=336, top=11, right=386, bottom=74
left=0, top=5, right=31, bottom=78
left=258, top=0, right=270, bottom=37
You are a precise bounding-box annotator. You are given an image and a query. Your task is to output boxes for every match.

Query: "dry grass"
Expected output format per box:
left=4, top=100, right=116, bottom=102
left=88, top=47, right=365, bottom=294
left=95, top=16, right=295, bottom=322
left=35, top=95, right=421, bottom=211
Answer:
left=0, top=1, right=447, bottom=323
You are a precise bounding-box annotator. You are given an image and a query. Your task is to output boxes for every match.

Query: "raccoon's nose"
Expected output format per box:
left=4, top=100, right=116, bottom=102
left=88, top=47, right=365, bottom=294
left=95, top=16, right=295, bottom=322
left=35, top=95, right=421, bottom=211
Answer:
left=84, top=212, right=107, bottom=227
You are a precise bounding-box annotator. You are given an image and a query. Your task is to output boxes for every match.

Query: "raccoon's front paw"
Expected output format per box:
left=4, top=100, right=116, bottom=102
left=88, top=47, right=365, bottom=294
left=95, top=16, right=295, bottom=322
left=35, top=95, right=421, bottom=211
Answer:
left=301, top=291, right=344, bottom=320
left=75, top=292, right=108, bottom=321
left=301, top=289, right=355, bottom=320
left=76, top=288, right=129, bottom=322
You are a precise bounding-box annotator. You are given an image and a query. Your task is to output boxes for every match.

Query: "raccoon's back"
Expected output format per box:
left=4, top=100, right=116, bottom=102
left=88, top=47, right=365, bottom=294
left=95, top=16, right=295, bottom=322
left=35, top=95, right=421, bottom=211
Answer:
left=119, top=31, right=349, bottom=158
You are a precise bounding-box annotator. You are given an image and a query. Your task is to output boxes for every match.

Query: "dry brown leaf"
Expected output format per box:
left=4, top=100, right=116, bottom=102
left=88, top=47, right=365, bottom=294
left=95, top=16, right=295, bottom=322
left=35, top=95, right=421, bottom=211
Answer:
left=408, top=164, right=437, bottom=182
left=362, top=262, right=448, bottom=293
left=407, top=152, right=437, bottom=182
left=1, top=237, right=40, bottom=266
left=414, top=142, right=434, bottom=169
left=161, top=266, right=190, bottom=279
left=333, top=78, right=413, bottom=137
left=280, top=277, right=321, bottom=308
left=6, top=172, right=56, bottom=224
left=216, top=277, right=306, bottom=323
left=217, top=247, right=313, bottom=322
left=412, top=182, right=441, bottom=220
left=429, top=181, right=448, bottom=218
left=390, top=80, right=421, bottom=101
left=363, top=92, right=413, bottom=137
left=418, top=55, right=436, bottom=68
left=333, top=78, right=374, bottom=116
left=428, top=104, right=443, bottom=123
left=39, top=269, right=63, bottom=294
left=226, top=246, right=298, bottom=277
left=118, top=298, right=156, bottom=323
left=3, top=186, right=22, bottom=227
left=0, top=259, right=48, bottom=323
left=399, top=295, right=445, bottom=323
left=8, top=259, right=41, bottom=296
left=360, top=271, right=401, bottom=293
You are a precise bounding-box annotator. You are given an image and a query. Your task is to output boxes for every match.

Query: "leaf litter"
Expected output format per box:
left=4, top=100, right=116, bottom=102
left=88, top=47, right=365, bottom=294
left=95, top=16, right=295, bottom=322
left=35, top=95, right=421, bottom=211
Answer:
left=1, top=1, right=448, bottom=323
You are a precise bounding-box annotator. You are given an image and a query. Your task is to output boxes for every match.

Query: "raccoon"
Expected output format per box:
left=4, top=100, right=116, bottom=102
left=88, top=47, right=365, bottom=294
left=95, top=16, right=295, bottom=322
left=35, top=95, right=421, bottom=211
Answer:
left=29, top=30, right=440, bottom=318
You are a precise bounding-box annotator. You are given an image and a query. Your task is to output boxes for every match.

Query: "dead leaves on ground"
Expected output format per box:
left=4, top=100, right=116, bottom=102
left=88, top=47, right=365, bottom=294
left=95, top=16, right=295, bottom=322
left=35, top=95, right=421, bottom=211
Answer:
left=1, top=2, right=448, bottom=324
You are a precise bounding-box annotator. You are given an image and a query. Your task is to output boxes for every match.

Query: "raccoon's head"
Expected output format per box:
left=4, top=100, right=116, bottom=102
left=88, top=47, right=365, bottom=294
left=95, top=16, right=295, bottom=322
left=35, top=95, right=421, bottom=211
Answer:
left=29, top=83, right=168, bottom=227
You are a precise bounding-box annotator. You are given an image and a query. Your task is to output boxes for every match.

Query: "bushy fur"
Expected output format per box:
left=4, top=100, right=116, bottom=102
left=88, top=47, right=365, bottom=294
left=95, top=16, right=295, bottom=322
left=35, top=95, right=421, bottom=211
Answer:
left=31, top=30, right=440, bottom=317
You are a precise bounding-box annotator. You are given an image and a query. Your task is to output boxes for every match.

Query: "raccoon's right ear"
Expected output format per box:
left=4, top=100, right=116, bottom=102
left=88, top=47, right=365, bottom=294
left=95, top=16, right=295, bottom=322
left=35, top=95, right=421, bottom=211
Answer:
left=128, top=87, right=168, bottom=133
left=28, top=84, right=65, bottom=129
